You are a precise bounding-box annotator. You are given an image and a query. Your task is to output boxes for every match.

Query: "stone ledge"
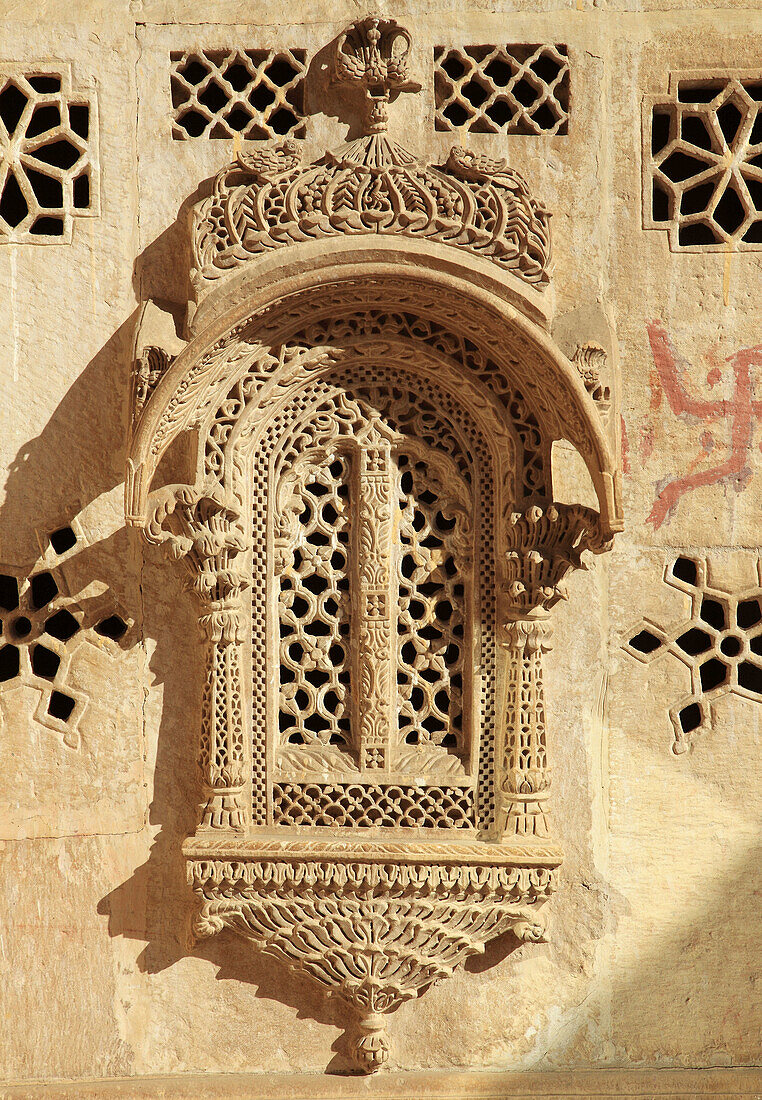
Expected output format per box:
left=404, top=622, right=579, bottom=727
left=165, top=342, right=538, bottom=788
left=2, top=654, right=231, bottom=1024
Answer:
left=2, top=1069, right=761, bottom=1099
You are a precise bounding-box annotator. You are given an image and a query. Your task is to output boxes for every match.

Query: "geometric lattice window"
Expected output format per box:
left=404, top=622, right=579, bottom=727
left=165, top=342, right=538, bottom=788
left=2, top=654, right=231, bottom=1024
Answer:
left=645, top=73, right=762, bottom=249
left=395, top=453, right=466, bottom=768
left=434, top=44, right=569, bottom=135
left=0, top=65, right=98, bottom=242
left=623, top=555, right=762, bottom=754
left=263, top=375, right=484, bottom=829
left=278, top=456, right=353, bottom=762
left=0, top=525, right=128, bottom=749
left=275, top=445, right=472, bottom=774
left=170, top=49, right=306, bottom=139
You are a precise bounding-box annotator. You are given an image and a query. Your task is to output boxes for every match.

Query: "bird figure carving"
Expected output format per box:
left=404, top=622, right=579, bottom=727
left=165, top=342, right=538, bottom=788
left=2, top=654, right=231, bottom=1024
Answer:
left=445, top=146, right=528, bottom=192
left=236, top=140, right=302, bottom=180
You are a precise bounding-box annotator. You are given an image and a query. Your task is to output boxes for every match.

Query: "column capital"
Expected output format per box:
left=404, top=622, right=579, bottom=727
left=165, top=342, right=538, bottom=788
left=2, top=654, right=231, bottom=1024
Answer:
left=144, top=482, right=250, bottom=639
left=503, top=503, right=609, bottom=618
left=503, top=616, right=554, bottom=654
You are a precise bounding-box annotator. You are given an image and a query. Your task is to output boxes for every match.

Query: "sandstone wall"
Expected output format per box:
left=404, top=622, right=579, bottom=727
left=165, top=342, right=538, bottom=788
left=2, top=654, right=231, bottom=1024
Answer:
left=0, top=0, right=760, bottom=1091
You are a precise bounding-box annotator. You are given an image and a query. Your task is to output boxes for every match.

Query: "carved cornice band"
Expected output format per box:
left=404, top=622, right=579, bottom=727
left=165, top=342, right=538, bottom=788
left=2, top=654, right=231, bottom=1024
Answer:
left=192, top=140, right=551, bottom=294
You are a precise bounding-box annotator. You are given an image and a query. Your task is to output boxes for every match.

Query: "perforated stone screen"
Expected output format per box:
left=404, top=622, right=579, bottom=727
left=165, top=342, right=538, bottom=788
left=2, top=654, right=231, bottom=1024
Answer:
left=433, top=44, right=569, bottom=135
left=170, top=48, right=306, bottom=139
left=0, top=64, right=97, bottom=242
left=645, top=72, right=762, bottom=249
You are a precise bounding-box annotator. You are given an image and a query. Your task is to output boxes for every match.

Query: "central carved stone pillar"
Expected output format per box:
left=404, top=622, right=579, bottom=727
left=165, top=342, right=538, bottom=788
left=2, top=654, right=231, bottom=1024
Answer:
left=356, top=437, right=395, bottom=772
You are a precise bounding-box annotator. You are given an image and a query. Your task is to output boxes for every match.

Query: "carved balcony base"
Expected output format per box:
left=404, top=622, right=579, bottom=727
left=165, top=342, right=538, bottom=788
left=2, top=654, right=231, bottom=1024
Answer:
left=184, top=835, right=562, bottom=1073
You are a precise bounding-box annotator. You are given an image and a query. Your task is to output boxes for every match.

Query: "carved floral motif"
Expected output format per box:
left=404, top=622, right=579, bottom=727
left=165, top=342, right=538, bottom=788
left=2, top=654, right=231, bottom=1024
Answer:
left=189, top=15, right=548, bottom=290
left=333, top=16, right=420, bottom=135
left=571, top=342, right=610, bottom=405
left=133, top=345, right=173, bottom=422
left=192, top=138, right=551, bottom=290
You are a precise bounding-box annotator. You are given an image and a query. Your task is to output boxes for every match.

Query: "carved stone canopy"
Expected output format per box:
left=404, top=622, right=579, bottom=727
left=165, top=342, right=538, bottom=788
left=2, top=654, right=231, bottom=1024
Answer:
left=190, top=17, right=551, bottom=304
left=126, top=14, right=622, bottom=1075
left=192, top=140, right=552, bottom=295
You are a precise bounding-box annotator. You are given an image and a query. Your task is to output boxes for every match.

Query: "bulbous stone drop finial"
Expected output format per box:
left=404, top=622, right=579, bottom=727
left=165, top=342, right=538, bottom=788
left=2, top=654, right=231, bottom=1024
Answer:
left=351, top=1012, right=390, bottom=1073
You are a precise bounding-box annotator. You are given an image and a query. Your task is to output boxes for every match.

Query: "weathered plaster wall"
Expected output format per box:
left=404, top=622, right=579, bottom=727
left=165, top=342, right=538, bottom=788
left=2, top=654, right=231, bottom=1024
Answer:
left=0, top=0, right=760, bottom=1091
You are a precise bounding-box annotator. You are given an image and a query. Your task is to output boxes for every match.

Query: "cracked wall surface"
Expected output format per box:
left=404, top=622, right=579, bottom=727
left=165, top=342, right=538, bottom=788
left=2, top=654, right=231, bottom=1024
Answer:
left=0, top=0, right=760, bottom=1092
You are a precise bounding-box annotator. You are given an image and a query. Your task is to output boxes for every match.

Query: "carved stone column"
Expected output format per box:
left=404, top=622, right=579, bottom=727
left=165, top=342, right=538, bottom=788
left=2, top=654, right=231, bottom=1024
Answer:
left=145, top=484, right=250, bottom=828
left=197, top=595, right=247, bottom=828
left=500, top=613, right=554, bottom=838
left=498, top=504, right=608, bottom=839
left=356, top=440, right=394, bottom=771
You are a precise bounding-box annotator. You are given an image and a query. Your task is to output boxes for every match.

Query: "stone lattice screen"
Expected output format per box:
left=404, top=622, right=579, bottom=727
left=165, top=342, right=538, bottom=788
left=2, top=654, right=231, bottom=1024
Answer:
left=0, top=64, right=97, bottom=241
left=170, top=48, right=306, bottom=139
left=645, top=73, right=762, bottom=249
left=433, top=44, right=569, bottom=134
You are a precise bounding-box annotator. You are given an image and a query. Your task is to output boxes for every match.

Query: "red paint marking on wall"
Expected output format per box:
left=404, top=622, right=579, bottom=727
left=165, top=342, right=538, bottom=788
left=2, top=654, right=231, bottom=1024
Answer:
left=648, top=368, right=663, bottom=412
left=645, top=320, right=762, bottom=529
left=620, top=415, right=630, bottom=475
left=640, top=423, right=655, bottom=460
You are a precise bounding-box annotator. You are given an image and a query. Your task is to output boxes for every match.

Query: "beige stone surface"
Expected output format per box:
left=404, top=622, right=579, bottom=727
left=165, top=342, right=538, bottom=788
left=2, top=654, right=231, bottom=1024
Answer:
left=2, top=1067, right=762, bottom=1099
left=1, top=0, right=760, bottom=1093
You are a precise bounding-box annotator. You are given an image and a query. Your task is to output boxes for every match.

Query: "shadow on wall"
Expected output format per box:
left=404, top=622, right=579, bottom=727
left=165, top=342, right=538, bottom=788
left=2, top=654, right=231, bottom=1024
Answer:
left=604, top=840, right=762, bottom=1066
left=0, top=315, right=135, bottom=562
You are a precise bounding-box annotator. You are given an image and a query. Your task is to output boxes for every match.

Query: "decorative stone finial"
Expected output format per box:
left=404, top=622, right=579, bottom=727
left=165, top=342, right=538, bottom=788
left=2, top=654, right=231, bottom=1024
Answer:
left=333, top=15, right=421, bottom=134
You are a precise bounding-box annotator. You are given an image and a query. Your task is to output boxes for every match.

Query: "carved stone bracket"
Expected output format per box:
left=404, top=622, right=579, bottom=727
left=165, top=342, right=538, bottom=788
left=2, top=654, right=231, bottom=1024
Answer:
left=503, top=502, right=610, bottom=617
left=185, top=839, right=560, bottom=1072
left=572, top=342, right=611, bottom=408
left=133, top=345, right=173, bottom=424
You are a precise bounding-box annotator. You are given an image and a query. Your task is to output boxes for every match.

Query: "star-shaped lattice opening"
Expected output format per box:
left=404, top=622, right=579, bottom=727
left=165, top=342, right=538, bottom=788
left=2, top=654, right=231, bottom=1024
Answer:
left=646, top=75, right=762, bottom=249
left=0, top=525, right=130, bottom=749
left=623, top=555, right=762, bottom=753
left=0, top=67, right=96, bottom=242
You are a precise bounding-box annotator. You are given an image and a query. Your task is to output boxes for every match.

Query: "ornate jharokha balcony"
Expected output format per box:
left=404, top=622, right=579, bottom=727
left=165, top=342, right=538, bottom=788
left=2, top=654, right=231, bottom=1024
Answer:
left=125, top=13, right=621, bottom=1074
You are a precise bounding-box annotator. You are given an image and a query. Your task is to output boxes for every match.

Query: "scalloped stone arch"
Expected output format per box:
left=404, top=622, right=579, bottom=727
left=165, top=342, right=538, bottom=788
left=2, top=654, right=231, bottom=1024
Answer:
left=127, top=240, right=622, bottom=538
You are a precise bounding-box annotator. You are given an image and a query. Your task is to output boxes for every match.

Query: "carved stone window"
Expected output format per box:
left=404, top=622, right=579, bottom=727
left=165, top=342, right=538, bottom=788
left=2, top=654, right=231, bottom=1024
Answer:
left=434, top=44, right=570, bottom=135
left=624, top=555, right=762, bottom=753
left=263, top=376, right=485, bottom=825
left=0, top=64, right=98, bottom=241
left=127, top=15, right=622, bottom=1075
left=170, top=49, right=306, bottom=139
left=0, top=526, right=130, bottom=749
left=645, top=72, right=762, bottom=249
